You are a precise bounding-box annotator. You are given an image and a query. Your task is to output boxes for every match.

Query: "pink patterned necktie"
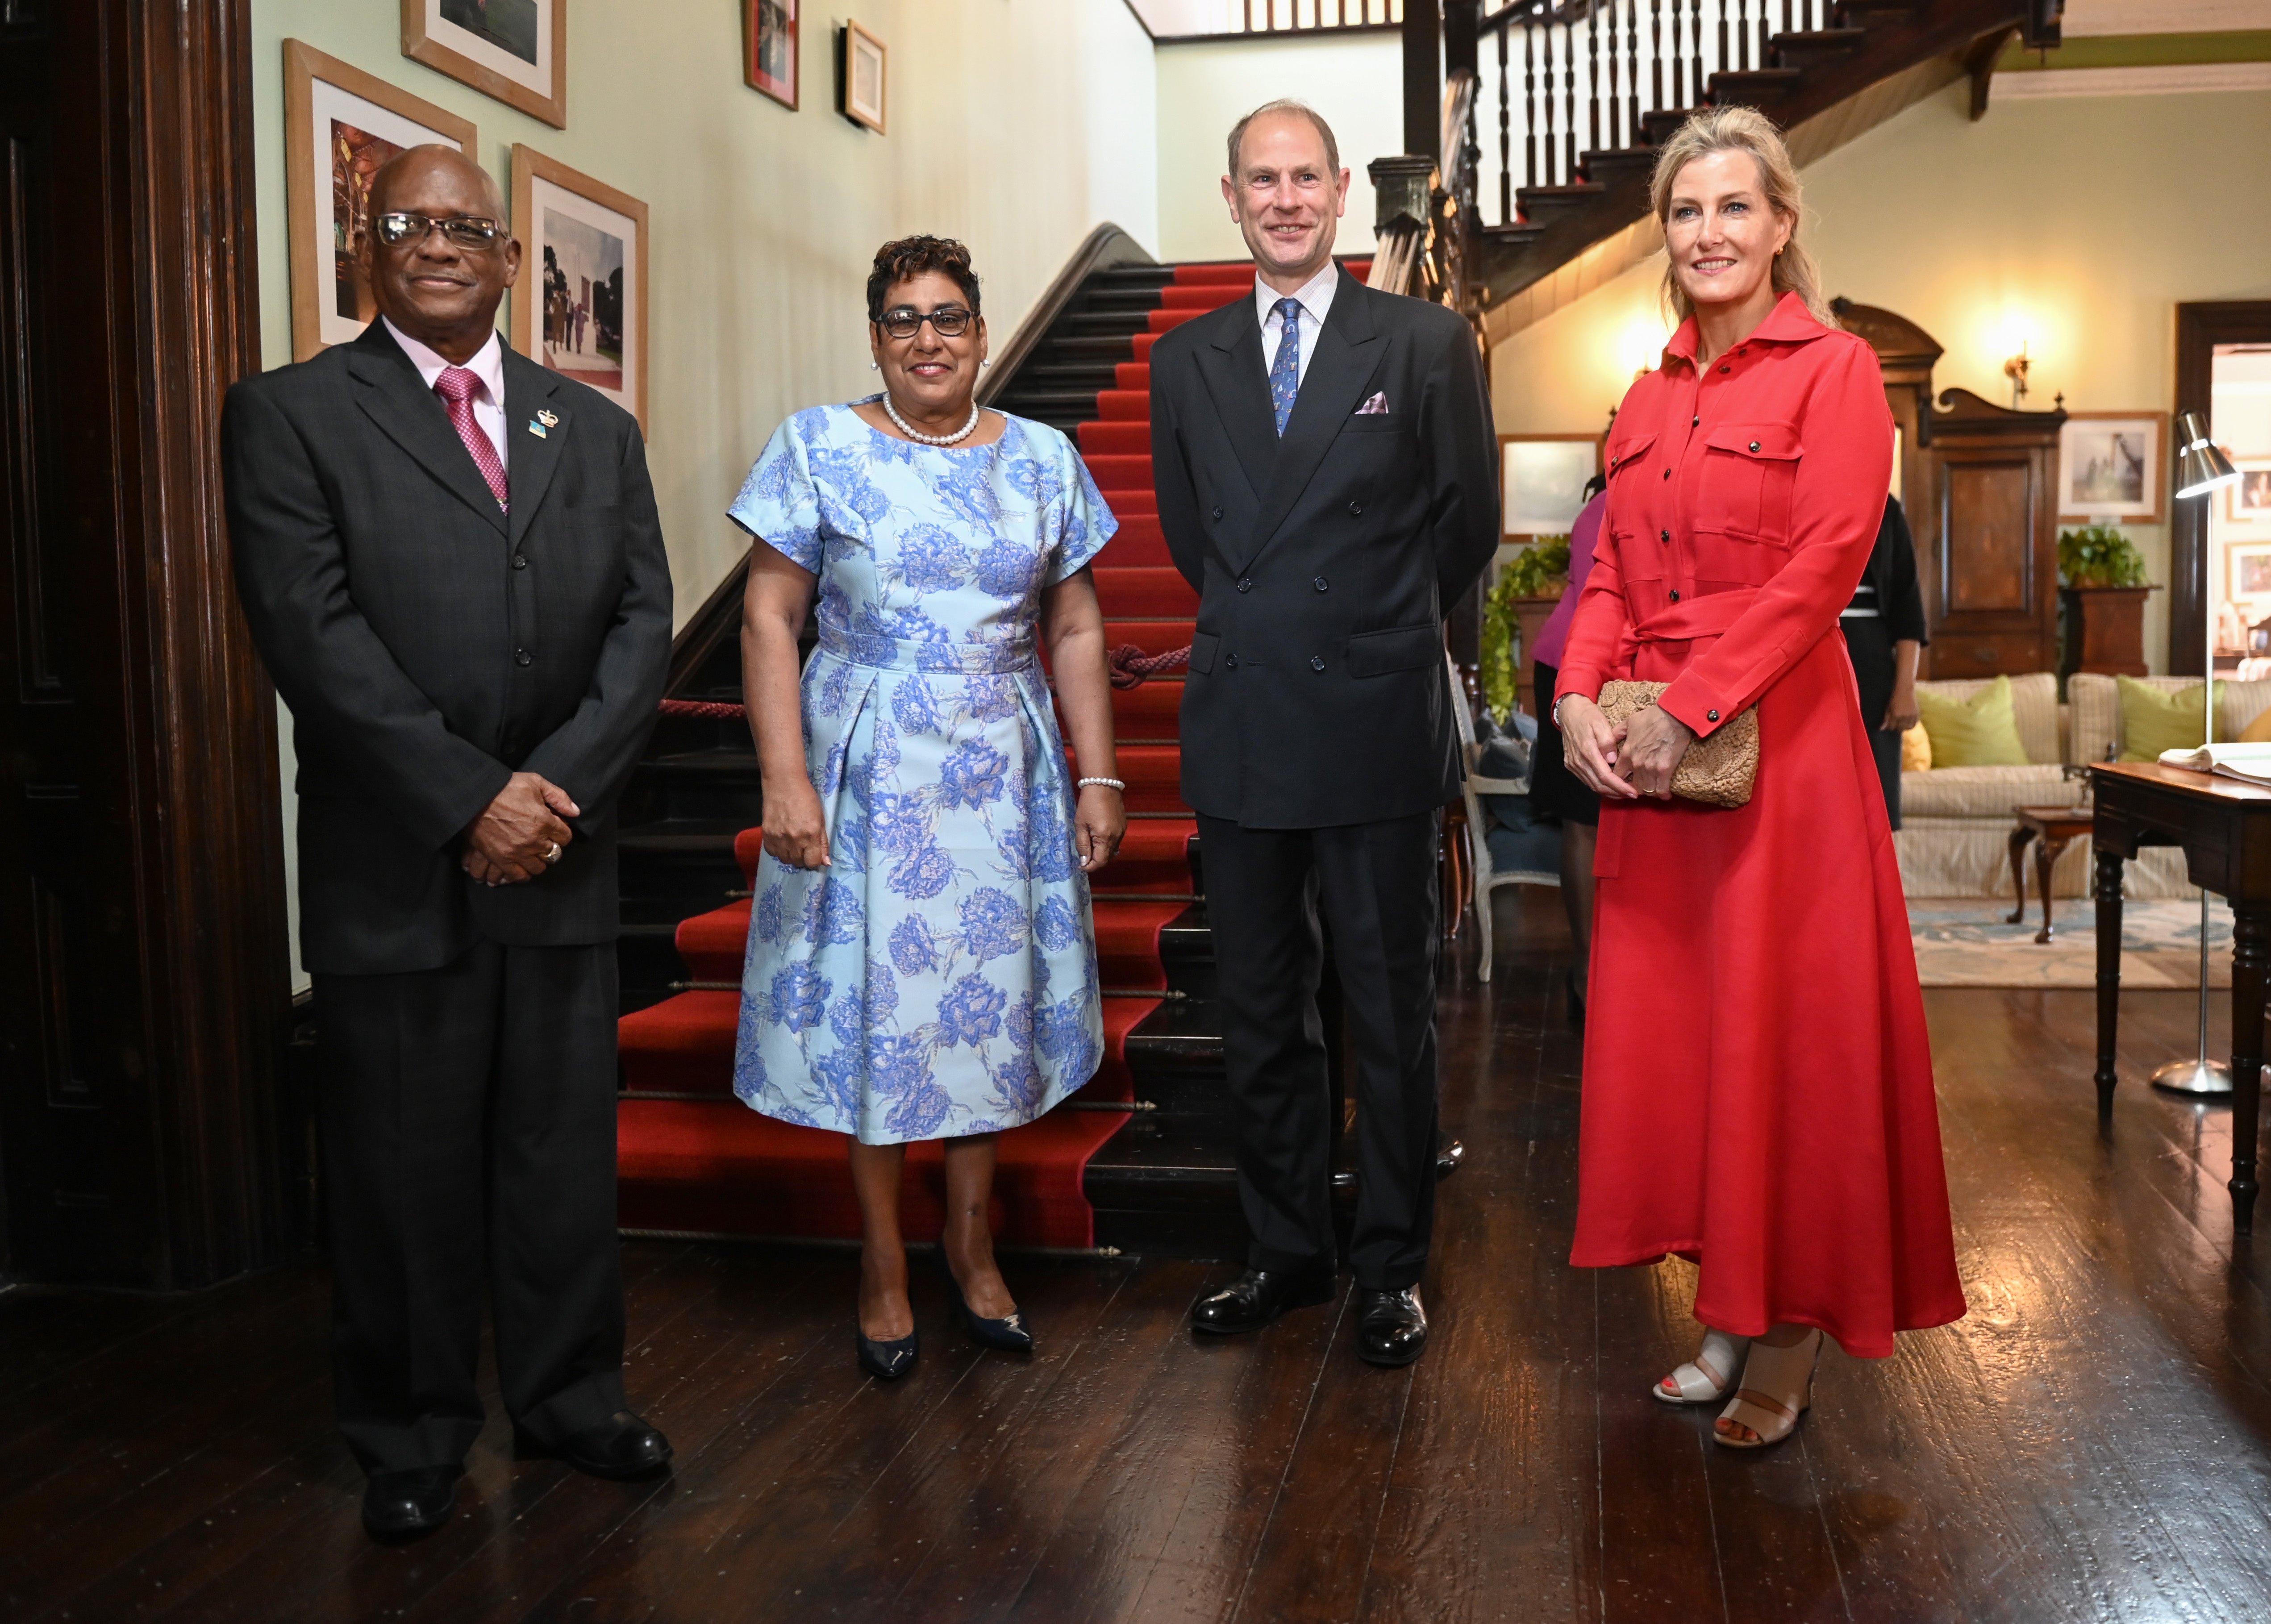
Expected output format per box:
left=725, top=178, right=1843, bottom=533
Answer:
left=433, top=366, right=508, bottom=512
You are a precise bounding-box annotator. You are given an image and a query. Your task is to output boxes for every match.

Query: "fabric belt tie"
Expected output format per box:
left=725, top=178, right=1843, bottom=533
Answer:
left=817, top=622, right=1036, bottom=674
left=433, top=366, right=508, bottom=512
left=1614, top=587, right=1760, bottom=668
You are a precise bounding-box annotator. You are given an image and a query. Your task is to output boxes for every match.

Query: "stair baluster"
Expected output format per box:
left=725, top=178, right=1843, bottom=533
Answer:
left=1650, top=0, right=1665, bottom=120
left=1563, top=9, right=1579, bottom=181
left=1691, top=0, right=1704, bottom=106
left=1627, top=0, right=1641, bottom=150
left=1499, top=25, right=1513, bottom=225
left=1541, top=15, right=1556, bottom=186
left=1604, top=0, right=1621, bottom=150
left=1587, top=3, right=1601, bottom=163
left=1523, top=14, right=1537, bottom=192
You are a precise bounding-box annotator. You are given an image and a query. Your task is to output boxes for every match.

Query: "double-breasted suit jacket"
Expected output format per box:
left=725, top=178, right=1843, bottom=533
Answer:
left=224, top=321, right=673, bottom=974
left=1149, top=275, right=1499, bottom=829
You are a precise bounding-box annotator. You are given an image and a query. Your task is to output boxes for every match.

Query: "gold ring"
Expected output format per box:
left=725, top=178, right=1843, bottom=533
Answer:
left=544, top=841, right=563, bottom=863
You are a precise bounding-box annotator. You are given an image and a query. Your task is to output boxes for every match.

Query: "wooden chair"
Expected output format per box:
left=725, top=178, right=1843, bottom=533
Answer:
left=1446, top=648, right=1558, bottom=983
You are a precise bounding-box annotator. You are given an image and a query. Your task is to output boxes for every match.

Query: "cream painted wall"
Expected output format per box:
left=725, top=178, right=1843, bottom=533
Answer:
left=247, top=0, right=1158, bottom=981
left=1488, top=80, right=2271, bottom=676
left=1154, top=32, right=1404, bottom=262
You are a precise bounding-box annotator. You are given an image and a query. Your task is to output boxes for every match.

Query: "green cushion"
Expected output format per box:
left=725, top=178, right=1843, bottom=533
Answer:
left=1916, top=675, right=2032, bottom=768
left=2119, top=675, right=2215, bottom=762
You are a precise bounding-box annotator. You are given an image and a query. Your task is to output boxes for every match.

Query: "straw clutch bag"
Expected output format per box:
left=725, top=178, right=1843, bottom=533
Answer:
left=1596, top=680, right=1759, bottom=809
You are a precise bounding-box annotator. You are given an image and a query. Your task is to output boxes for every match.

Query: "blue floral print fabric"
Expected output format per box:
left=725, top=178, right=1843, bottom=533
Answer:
left=726, top=401, right=1116, bottom=1144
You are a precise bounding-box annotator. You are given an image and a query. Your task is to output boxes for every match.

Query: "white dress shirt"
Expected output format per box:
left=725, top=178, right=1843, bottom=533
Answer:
left=384, top=317, right=509, bottom=472
left=1253, top=261, right=1341, bottom=391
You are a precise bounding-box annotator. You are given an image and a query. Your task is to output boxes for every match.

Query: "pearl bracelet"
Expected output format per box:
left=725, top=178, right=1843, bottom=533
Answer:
left=1077, top=776, right=1126, bottom=792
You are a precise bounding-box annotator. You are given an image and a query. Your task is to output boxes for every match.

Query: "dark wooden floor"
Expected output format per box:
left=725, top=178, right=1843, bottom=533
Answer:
left=8, top=892, right=2271, bottom=1623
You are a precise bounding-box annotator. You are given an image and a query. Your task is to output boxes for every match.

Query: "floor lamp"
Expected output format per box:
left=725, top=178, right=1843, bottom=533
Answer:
left=2150, top=411, right=2245, bottom=1097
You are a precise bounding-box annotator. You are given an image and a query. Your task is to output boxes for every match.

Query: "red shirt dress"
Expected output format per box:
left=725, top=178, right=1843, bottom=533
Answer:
left=1554, top=294, right=1966, bottom=1358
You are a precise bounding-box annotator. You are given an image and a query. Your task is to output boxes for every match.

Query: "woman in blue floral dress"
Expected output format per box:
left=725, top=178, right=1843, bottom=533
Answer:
left=731, top=237, right=1125, bottom=1378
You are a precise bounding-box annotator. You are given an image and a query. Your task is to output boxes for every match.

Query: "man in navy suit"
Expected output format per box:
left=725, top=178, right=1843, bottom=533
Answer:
left=1149, top=102, right=1499, bottom=1366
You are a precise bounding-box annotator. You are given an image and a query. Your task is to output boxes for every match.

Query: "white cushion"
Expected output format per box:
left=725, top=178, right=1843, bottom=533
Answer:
left=1900, top=764, right=2077, bottom=820
left=1913, top=672, right=2059, bottom=765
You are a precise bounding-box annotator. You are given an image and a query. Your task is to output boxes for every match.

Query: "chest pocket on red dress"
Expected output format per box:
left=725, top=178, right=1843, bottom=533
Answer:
left=1695, top=423, right=1802, bottom=542
left=1601, top=432, right=1661, bottom=582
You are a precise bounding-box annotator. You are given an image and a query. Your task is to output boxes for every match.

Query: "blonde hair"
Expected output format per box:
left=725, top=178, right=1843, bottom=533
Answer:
left=1650, top=106, right=1834, bottom=329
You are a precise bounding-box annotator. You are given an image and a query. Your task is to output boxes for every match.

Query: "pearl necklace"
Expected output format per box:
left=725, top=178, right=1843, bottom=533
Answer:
left=881, top=389, right=981, bottom=446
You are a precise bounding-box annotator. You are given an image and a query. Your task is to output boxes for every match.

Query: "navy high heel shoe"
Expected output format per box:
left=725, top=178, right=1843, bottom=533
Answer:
left=856, top=1324, right=918, bottom=1379
left=938, top=1251, right=1035, bottom=1353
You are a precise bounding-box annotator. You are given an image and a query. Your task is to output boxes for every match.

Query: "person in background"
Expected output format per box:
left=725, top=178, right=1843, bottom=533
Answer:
left=1839, top=495, right=1927, bottom=826
left=224, top=146, right=674, bottom=1541
left=1553, top=107, right=1965, bottom=1451
left=732, top=235, right=1124, bottom=1382
left=1527, top=477, right=1608, bottom=1018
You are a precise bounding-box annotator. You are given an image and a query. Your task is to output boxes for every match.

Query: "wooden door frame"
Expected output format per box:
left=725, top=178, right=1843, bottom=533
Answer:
left=0, top=0, right=292, bottom=1287
left=2172, top=302, right=2271, bottom=678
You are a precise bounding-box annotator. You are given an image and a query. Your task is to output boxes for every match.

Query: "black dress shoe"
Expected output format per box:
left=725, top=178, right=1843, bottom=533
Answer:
left=1436, top=1138, right=1465, bottom=1180
left=1189, top=1266, right=1335, bottom=1335
left=362, top=1466, right=458, bottom=1541
left=939, top=1254, right=1034, bottom=1353
left=518, top=1411, right=673, bottom=1479
left=1357, top=1286, right=1428, bottom=1367
left=857, top=1327, right=920, bottom=1379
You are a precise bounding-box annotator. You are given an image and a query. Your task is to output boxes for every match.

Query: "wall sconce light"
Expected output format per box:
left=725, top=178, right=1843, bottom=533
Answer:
left=2003, top=341, right=2031, bottom=408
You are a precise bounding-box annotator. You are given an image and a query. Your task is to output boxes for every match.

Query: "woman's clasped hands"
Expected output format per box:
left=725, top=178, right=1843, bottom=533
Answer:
left=1558, top=696, right=1697, bottom=801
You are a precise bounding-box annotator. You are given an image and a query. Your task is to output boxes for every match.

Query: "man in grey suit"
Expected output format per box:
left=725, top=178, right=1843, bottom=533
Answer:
left=1150, top=103, right=1499, bottom=1367
left=224, top=146, right=672, bottom=1540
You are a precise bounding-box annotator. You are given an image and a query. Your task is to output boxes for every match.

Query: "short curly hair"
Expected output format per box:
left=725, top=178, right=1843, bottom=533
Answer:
left=867, top=235, right=981, bottom=323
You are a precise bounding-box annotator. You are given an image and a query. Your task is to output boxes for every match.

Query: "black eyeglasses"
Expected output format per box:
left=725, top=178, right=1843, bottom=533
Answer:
left=875, top=306, right=975, bottom=340
left=372, top=212, right=506, bottom=250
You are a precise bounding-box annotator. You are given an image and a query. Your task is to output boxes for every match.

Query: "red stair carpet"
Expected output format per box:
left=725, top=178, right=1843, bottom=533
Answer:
left=614, top=260, right=1364, bottom=1250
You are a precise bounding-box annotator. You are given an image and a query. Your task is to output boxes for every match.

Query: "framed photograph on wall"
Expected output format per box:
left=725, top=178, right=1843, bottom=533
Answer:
left=2228, top=461, right=2271, bottom=527
left=510, top=146, right=649, bottom=433
left=2227, top=541, right=2271, bottom=601
left=284, top=40, right=479, bottom=362
left=1499, top=434, right=1601, bottom=537
left=746, top=0, right=798, bottom=110
left=2058, top=412, right=2166, bottom=525
left=838, top=20, right=886, bottom=134
left=402, top=0, right=566, bottom=127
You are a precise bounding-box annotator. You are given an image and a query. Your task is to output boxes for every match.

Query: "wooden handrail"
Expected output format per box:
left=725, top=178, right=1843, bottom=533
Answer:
left=975, top=222, right=1155, bottom=408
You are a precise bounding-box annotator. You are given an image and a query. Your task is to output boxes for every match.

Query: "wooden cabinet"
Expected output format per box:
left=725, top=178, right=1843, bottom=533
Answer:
left=1918, top=389, right=2066, bottom=679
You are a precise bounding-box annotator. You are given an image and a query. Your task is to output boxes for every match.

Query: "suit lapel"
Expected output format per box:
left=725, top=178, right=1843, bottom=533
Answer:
left=1194, top=300, right=1278, bottom=506
left=1229, top=281, right=1386, bottom=574
left=346, top=323, right=509, bottom=536
left=501, top=348, right=567, bottom=549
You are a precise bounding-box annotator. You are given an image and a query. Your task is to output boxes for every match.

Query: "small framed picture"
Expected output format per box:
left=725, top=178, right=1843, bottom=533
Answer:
left=2228, top=541, right=2271, bottom=600
left=2058, top=412, right=2166, bottom=525
left=839, top=20, right=886, bottom=134
left=2228, top=461, right=2271, bottom=527
left=746, top=0, right=798, bottom=110
left=283, top=40, right=479, bottom=362
left=401, top=0, right=566, bottom=129
left=1499, top=434, right=1602, bottom=537
left=511, top=146, right=649, bottom=433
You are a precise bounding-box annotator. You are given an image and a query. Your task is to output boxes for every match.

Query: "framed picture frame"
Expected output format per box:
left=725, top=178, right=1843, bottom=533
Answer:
left=838, top=20, right=886, bottom=134
left=746, top=0, right=798, bottom=110
left=401, top=0, right=566, bottom=128
left=2058, top=412, right=2166, bottom=525
left=283, top=40, right=479, bottom=362
left=2228, top=461, right=2271, bottom=527
left=510, top=146, right=649, bottom=433
left=2228, top=541, right=2271, bottom=601
left=1499, top=433, right=1602, bottom=537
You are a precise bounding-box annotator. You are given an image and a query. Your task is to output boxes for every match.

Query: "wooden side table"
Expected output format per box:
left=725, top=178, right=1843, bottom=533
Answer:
left=2006, top=806, right=2096, bottom=943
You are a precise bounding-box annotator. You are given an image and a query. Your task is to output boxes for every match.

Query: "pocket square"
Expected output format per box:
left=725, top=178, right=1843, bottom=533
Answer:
left=1355, top=391, right=1390, bottom=416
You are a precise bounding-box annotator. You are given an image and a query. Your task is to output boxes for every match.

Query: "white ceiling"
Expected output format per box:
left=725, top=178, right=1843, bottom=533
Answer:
left=2063, top=0, right=2271, bottom=33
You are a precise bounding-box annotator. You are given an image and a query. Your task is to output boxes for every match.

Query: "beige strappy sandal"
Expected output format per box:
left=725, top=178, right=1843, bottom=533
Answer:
left=1653, top=1328, right=1751, bottom=1405
left=1713, top=1328, right=1823, bottom=1449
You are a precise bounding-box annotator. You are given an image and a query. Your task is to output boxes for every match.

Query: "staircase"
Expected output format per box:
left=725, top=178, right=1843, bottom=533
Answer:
left=610, top=246, right=1362, bottom=1258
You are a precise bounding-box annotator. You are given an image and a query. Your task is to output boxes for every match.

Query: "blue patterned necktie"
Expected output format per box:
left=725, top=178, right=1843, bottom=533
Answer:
left=1268, top=296, right=1303, bottom=435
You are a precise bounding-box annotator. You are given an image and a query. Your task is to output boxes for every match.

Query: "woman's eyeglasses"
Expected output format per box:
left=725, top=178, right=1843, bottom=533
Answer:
left=372, top=212, right=506, bottom=250
left=876, top=306, right=975, bottom=339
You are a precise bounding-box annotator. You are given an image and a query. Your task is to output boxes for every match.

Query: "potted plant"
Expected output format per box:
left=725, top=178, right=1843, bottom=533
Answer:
left=2057, top=524, right=2154, bottom=679
left=1480, top=535, right=1570, bottom=721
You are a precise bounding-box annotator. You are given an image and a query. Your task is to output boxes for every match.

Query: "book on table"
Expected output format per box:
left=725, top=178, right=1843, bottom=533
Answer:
left=2158, top=743, right=2271, bottom=786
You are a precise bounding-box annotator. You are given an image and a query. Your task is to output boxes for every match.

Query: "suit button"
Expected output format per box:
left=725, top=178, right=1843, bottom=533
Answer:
left=1237, top=577, right=1253, bottom=593
left=1313, top=576, right=1328, bottom=592
left=512, top=553, right=528, bottom=569
left=1707, top=708, right=1720, bottom=722
left=1225, top=654, right=1239, bottom=670
left=1669, top=589, right=1680, bottom=602
left=1719, top=364, right=1731, bottom=374
left=1692, top=416, right=1700, bottom=427
left=1662, top=468, right=1671, bottom=479
left=1658, top=529, right=1669, bottom=542
left=1211, top=505, right=1223, bottom=520
left=514, top=649, right=533, bottom=666
left=1347, top=500, right=1363, bottom=516
left=1310, top=654, right=1326, bottom=672
left=1749, top=440, right=1761, bottom=453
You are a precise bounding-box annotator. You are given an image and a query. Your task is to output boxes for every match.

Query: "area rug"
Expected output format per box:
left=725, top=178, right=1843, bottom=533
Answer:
left=1908, top=898, right=2232, bottom=990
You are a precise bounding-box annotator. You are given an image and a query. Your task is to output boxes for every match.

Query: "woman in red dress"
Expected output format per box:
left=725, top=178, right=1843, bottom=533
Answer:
left=1554, top=108, right=1966, bottom=1448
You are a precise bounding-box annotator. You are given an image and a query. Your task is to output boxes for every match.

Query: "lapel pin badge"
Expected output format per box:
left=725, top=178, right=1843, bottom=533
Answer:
left=527, top=417, right=547, bottom=439
left=538, top=408, right=559, bottom=427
